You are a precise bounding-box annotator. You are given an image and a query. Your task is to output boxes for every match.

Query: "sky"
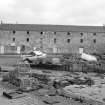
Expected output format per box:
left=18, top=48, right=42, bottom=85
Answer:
left=0, top=0, right=105, bottom=26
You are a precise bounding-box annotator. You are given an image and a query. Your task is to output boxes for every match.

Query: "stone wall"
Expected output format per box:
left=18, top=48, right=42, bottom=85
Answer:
left=0, top=30, right=105, bottom=54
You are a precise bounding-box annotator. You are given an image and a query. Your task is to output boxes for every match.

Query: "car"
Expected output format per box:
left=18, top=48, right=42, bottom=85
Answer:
left=21, top=50, right=47, bottom=64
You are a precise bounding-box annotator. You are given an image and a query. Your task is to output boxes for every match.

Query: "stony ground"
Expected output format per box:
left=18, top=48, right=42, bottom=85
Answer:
left=0, top=55, right=83, bottom=105
left=0, top=80, right=86, bottom=105
left=1, top=72, right=105, bottom=105
left=0, top=55, right=105, bottom=105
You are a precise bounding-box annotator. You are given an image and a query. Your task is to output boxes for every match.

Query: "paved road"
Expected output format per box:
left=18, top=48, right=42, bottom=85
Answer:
left=0, top=55, right=21, bottom=65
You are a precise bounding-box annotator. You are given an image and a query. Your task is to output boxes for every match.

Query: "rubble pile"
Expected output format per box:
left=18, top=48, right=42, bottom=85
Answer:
left=62, top=84, right=105, bottom=105
left=2, top=61, right=105, bottom=105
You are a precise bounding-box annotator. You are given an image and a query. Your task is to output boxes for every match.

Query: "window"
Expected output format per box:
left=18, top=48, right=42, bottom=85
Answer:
left=26, top=38, right=29, bottom=42
left=54, top=38, right=56, bottom=43
left=40, top=32, right=43, bottom=34
left=93, top=33, right=96, bottom=36
left=80, top=39, right=83, bottom=43
left=67, top=39, right=70, bottom=43
left=13, top=38, right=15, bottom=42
left=54, top=32, right=56, bottom=34
left=93, top=39, right=96, bottom=43
left=13, top=30, right=16, bottom=34
left=80, top=33, right=83, bottom=36
left=27, top=30, right=29, bottom=34
left=67, top=32, right=71, bottom=35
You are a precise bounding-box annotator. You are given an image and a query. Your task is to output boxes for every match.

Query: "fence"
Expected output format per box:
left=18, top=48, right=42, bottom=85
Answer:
left=57, top=60, right=105, bottom=73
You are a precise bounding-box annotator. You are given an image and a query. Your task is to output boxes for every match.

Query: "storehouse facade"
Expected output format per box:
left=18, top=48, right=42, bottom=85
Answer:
left=0, top=23, right=105, bottom=54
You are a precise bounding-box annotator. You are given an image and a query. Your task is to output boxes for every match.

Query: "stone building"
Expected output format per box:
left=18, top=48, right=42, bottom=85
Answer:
left=0, top=23, right=105, bottom=54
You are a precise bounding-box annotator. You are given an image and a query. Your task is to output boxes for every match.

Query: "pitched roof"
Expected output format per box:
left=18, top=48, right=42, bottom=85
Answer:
left=0, top=24, right=105, bottom=32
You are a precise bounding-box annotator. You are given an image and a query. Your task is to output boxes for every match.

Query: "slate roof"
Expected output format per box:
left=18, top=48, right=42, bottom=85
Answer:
left=0, top=24, right=105, bottom=32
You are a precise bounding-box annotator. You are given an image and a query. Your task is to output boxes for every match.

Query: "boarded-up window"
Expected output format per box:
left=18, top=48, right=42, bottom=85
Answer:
left=21, top=45, right=25, bottom=51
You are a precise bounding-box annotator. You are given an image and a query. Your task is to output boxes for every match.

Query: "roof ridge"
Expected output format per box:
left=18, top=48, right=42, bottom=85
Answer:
left=0, top=24, right=104, bottom=32
left=0, top=23, right=103, bottom=27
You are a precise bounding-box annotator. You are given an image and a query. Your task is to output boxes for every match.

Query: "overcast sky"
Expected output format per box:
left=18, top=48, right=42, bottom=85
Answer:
left=0, top=0, right=105, bottom=26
